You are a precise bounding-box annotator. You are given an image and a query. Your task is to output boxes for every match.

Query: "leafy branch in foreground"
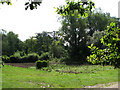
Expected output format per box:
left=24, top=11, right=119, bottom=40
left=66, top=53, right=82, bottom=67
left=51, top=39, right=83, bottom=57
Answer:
left=87, top=22, right=120, bottom=68
left=0, top=0, right=42, bottom=10
left=25, top=0, right=42, bottom=10
left=55, top=0, right=95, bottom=18
left=0, top=0, right=12, bottom=5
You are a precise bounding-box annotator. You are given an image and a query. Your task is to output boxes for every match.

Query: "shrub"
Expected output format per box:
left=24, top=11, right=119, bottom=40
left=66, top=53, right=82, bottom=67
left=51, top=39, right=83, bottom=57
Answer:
left=2, top=55, right=10, bottom=63
left=39, top=52, right=50, bottom=60
left=52, top=57, right=66, bottom=64
left=19, top=53, right=39, bottom=63
left=42, top=60, right=49, bottom=67
left=13, top=51, right=21, bottom=58
left=36, top=60, right=49, bottom=69
left=26, top=53, right=39, bottom=63
left=10, top=55, right=21, bottom=63
left=8, top=51, right=22, bottom=63
left=19, top=51, right=26, bottom=57
left=21, top=55, right=28, bottom=63
left=3, top=52, right=40, bottom=63
left=36, top=60, right=42, bottom=69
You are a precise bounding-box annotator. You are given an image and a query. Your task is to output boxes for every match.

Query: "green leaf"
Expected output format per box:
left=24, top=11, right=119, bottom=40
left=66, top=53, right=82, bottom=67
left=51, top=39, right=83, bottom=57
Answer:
left=88, top=46, right=91, bottom=49
left=78, top=14, right=81, bottom=18
left=84, top=13, right=88, bottom=17
left=91, top=44, right=93, bottom=47
left=9, top=2, right=12, bottom=5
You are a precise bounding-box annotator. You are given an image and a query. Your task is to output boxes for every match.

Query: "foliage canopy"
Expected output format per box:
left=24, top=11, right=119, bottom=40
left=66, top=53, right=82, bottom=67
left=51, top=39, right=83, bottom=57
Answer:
left=87, top=22, right=120, bottom=68
left=56, top=0, right=95, bottom=18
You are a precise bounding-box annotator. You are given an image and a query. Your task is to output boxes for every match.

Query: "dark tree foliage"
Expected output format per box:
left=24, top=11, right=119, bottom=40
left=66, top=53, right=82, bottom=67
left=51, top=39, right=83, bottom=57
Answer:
left=60, top=12, right=89, bottom=63
left=0, top=0, right=12, bottom=5
left=56, top=0, right=95, bottom=63
left=0, top=0, right=42, bottom=10
left=2, top=31, right=21, bottom=56
left=87, top=12, right=109, bottom=36
left=35, top=31, right=52, bottom=55
left=86, top=31, right=106, bottom=49
left=25, top=0, right=42, bottom=10
left=24, top=37, right=37, bottom=54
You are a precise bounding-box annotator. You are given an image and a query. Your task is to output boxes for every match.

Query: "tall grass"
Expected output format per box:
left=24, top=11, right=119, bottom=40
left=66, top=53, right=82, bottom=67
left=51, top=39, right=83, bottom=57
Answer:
left=42, top=64, right=115, bottom=73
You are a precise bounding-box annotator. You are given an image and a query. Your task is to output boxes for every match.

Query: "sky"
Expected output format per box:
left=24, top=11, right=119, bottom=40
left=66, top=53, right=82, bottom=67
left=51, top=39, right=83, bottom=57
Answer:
left=0, top=0, right=120, bottom=41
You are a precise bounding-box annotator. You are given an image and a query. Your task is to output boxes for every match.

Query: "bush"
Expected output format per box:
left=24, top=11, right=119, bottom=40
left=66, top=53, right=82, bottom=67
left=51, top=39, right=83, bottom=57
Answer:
left=13, top=51, right=21, bottom=57
left=27, top=53, right=39, bottom=63
left=42, top=60, right=49, bottom=67
left=2, top=52, right=40, bottom=63
left=36, top=60, right=49, bottom=69
left=51, top=57, right=66, bottom=64
left=10, top=55, right=21, bottom=63
left=39, top=52, right=50, bottom=60
left=19, top=51, right=26, bottom=57
left=10, top=52, right=40, bottom=63
left=2, top=55, right=10, bottom=63
left=8, top=51, right=22, bottom=63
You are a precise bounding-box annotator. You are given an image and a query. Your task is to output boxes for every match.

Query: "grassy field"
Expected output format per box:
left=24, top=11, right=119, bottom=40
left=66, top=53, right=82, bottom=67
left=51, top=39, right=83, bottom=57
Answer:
left=0, top=67, right=2, bottom=90
left=2, top=64, right=119, bottom=88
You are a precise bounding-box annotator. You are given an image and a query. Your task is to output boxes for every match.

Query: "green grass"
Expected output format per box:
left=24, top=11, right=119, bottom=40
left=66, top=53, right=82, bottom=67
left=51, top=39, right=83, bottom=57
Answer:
left=42, top=64, right=116, bottom=73
left=2, top=64, right=119, bottom=88
left=0, top=66, right=2, bottom=90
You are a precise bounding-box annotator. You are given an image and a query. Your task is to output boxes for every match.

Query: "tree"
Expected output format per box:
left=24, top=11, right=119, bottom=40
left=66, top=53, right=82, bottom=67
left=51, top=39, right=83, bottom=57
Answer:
left=25, top=0, right=42, bottom=10
left=60, top=12, right=89, bottom=63
left=24, top=36, right=37, bottom=53
left=35, top=31, right=52, bottom=55
left=87, top=31, right=106, bottom=48
left=87, top=22, right=120, bottom=68
left=87, top=10, right=109, bottom=36
left=2, top=32, right=9, bottom=55
left=0, top=0, right=42, bottom=10
left=2, top=31, right=21, bottom=56
left=50, top=32, right=66, bottom=58
left=87, top=9, right=118, bottom=36
left=56, top=0, right=95, bottom=63
left=7, top=31, right=20, bottom=55
left=56, top=0, right=95, bottom=18
left=0, top=0, right=12, bottom=5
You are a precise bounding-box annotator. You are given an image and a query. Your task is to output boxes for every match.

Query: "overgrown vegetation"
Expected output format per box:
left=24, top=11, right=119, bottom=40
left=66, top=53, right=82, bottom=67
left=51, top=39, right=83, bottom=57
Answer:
left=87, top=22, right=120, bottom=68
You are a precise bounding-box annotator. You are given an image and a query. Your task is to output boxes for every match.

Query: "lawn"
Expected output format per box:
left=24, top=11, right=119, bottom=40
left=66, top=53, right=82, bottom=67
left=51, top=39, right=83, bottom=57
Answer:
left=2, top=64, right=119, bottom=88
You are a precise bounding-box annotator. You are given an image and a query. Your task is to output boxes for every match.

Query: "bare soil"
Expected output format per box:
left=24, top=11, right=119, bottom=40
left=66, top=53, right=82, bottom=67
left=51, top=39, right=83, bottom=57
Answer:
left=5, top=63, right=35, bottom=68
left=85, top=82, right=119, bottom=88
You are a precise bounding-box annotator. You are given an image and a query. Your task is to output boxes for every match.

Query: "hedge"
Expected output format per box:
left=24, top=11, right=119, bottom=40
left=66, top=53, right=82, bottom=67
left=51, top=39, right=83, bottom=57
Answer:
left=2, top=53, right=40, bottom=63
left=36, top=60, right=49, bottom=69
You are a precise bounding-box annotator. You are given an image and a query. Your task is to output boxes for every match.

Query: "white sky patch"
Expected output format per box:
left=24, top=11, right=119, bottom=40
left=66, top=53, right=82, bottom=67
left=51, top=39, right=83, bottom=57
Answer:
left=93, top=0, right=119, bottom=17
left=0, top=0, right=65, bottom=41
left=0, top=0, right=119, bottom=41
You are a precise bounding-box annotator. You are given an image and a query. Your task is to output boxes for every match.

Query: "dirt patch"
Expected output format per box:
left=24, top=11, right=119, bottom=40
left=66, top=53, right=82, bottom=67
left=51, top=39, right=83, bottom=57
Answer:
left=55, top=70, right=83, bottom=74
left=5, top=63, right=35, bottom=68
left=84, top=82, right=118, bottom=88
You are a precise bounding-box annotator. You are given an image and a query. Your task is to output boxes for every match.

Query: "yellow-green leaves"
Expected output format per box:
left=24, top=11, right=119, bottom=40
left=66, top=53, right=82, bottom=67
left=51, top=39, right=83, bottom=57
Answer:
left=87, top=22, right=120, bottom=68
left=88, top=43, right=93, bottom=49
left=0, top=0, right=12, bottom=5
left=55, top=0, right=95, bottom=18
